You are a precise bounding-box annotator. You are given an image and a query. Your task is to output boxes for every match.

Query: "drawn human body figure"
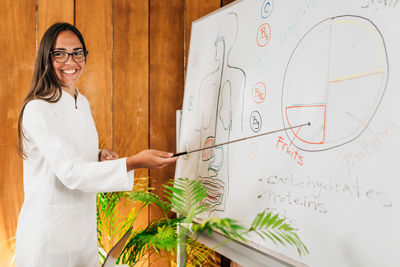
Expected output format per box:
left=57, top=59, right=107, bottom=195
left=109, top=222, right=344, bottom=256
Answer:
left=194, top=13, right=246, bottom=213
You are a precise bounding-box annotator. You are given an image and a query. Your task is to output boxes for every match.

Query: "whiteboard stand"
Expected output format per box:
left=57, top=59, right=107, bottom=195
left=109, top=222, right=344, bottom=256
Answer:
left=176, top=222, right=187, bottom=267
left=175, top=109, right=303, bottom=267
left=176, top=110, right=186, bottom=267
left=194, top=229, right=304, bottom=267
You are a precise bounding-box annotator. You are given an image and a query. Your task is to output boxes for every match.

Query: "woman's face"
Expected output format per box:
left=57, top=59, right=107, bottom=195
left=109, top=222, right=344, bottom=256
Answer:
left=51, top=30, right=85, bottom=92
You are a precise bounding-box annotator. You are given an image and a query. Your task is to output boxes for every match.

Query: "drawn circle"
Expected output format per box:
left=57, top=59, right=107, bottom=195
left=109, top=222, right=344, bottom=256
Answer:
left=250, top=111, right=262, bottom=133
left=261, top=0, right=273, bottom=19
left=252, top=82, right=267, bottom=104
left=281, top=15, right=388, bottom=152
left=255, top=53, right=269, bottom=75
left=257, top=23, right=271, bottom=47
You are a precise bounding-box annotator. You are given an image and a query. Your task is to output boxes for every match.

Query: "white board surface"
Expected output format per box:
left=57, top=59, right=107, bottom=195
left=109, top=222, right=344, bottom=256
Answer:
left=175, top=0, right=400, bottom=266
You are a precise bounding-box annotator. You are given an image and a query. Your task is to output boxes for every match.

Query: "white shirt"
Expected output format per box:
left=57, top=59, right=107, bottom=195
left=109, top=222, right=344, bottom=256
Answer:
left=16, top=90, right=134, bottom=267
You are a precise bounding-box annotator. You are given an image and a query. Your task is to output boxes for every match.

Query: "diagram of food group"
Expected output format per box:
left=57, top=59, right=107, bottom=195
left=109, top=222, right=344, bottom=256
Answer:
left=282, top=15, right=388, bottom=151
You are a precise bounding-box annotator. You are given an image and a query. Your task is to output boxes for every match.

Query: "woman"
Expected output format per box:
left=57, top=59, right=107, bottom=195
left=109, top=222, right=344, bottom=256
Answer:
left=15, top=22, right=176, bottom=266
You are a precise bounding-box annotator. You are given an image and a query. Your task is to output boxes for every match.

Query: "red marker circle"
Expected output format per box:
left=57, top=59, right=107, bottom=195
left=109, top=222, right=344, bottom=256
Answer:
left=257, top=23, right=271, bottom=47
left=252, top=82, right=267, bottom=103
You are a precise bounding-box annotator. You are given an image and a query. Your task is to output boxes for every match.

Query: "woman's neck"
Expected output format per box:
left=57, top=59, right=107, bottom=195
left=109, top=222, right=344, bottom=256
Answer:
left=62, top=86, right=76, bottom=97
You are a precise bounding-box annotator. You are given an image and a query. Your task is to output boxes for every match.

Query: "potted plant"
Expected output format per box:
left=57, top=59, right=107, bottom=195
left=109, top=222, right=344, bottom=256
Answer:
left=97, top=177, right=308, bottom=266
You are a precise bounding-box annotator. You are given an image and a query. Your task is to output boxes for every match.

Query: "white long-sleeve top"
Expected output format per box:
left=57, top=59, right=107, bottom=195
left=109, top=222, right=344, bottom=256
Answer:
left=15, top=90, right=134, bottom=267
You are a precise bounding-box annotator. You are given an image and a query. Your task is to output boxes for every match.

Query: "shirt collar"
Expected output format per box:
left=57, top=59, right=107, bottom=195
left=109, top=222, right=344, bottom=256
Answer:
left=59, top=88, right=79, bottom=109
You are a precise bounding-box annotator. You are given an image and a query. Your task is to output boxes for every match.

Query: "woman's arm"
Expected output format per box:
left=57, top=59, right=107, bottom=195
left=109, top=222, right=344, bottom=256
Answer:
left=126, top=150, right=177, bottom=171
left=24, top=101, right=177, bottom=193
left=99, top=148, right=177, bottom=171
left=23, top=101, right=131, bottom=193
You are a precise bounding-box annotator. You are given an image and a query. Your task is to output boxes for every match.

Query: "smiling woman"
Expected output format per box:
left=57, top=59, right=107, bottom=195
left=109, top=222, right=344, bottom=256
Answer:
left=15, top=23, right=177, bottom=267
left=50, top=30, right=87, bottom=96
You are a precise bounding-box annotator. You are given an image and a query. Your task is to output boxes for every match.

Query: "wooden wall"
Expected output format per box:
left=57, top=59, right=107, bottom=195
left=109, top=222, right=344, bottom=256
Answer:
left=0, top=0, right=236, bottom=266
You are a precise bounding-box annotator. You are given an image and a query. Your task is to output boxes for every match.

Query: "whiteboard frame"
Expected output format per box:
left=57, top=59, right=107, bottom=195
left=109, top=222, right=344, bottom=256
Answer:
left=194, top=228, right=305, bottom=267
left=178, top=0, right=400, bottom=265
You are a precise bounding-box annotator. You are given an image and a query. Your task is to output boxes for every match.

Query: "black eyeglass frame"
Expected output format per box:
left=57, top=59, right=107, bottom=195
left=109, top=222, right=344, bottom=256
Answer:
left=50, top=50, right=89, bottom=63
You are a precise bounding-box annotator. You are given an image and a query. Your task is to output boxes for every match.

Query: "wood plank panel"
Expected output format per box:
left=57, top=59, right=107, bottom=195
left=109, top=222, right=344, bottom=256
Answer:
left=114, top=0, right=149, bottom=178
left=222, top=0, right=237, bottom=6
left=76, top=0, right=113, bottom=149
left=0, top=0, right=36, bottom=265
left=149, top=0, right=184, bottom=214
left=149, top=0, right=184, bottom=265
left=38, top=0, right=74, bottom=42
left=113, top=1, right=150, bottom=264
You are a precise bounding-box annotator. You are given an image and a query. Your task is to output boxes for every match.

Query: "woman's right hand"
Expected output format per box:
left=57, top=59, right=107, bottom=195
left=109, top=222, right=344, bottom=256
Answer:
left=126, top=149, right=177, bottom=171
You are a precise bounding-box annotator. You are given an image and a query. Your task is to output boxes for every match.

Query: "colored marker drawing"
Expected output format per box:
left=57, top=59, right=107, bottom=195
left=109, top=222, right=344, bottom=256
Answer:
left=257, top=23, right=271, bottom=47
left=281, top=15, right=388, bottom=152
left=194, top=12, right=246, bottom=213
left=261, top=0, right=273, bottom=19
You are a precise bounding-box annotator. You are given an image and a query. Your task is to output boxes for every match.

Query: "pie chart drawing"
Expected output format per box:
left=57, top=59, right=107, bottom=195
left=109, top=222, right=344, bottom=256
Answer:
left=281, top=15, right=388, bottom=152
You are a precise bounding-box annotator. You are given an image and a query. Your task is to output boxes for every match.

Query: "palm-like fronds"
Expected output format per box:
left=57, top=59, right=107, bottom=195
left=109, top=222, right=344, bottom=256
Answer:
left=119, top=217, right=183, bottom=265
left=97, top=177, right=171, bottom=264
left=192, top=217, right=246, bottom=242
left=164, top=178, right=209, bottom=222
left=248, top=211, right=309, bottom=256
left=185, top=237, right=218, bottom=266
left=97, top=177, right=308, bottom=266
left=124, top=190, right=171, bottom=215
left=97, top=191, right=126, bottom=256
left=166, top=178, right=308, bottom=257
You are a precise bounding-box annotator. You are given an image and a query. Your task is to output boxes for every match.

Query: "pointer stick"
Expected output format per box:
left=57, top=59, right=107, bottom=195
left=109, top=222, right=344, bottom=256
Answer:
left=173, top=122, right=311, bottom=157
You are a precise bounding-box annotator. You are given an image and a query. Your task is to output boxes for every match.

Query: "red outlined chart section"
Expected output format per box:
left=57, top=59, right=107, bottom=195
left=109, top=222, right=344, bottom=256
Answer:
left=286, top=105, right=326, bottom=145
left=282, top=15, right=388, bottom=151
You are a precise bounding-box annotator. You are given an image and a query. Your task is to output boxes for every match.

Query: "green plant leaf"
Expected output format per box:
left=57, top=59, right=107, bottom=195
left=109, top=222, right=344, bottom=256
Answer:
left=98, top=177, right=308, bottom=265
left=248, top=210, right=309, bottom=256
left=164, top=178, right=208, bottom=220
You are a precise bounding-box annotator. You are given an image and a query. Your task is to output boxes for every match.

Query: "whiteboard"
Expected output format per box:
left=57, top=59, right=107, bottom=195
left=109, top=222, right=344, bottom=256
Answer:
left=175, top=0, right=400, bottom=266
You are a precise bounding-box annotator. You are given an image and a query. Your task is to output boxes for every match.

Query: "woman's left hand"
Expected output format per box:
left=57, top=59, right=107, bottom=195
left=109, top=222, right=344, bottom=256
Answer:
left=98, top=148, right=119, bottom=162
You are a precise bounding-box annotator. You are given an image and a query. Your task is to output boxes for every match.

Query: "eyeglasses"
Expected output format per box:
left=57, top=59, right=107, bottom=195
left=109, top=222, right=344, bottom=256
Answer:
left=50, top=50, right=89, bottom=63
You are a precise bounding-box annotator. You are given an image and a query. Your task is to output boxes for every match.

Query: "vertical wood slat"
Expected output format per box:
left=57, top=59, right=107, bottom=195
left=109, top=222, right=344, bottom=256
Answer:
left=114, top=0, right=149, bottom=179
left=113, top=1, right=150, bottom=265
left=76, top=0, right=113, bottom=150
left=37, top=0, right=74, bottom=41
left=149, top=0, right=184, bottom=265
left=149, top=0, right=184, bottom=213
left=0, top=0, right=35, bottom=265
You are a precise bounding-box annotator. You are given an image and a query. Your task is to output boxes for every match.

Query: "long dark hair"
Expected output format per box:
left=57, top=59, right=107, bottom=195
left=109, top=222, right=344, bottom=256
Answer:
left=17, top=22, right=87, bottom=158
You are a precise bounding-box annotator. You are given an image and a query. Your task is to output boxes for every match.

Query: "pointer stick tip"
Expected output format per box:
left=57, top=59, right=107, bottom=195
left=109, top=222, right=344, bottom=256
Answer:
left=172, top=151, right=187, bottom=157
